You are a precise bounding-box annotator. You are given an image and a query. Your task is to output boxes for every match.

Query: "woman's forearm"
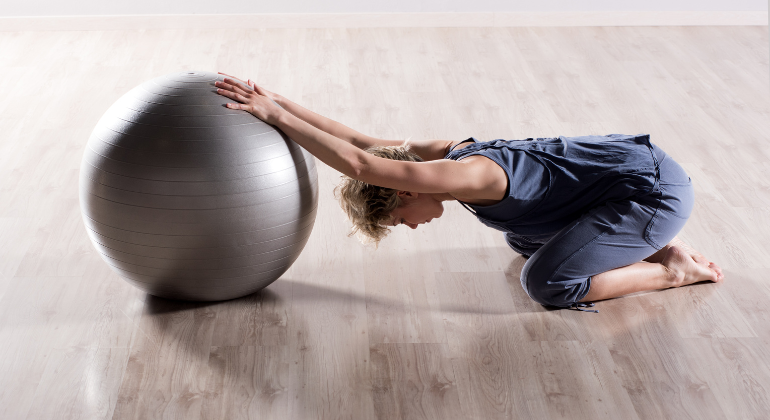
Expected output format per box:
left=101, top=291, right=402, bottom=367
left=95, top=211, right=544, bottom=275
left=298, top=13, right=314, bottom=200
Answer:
left=274, top=110, right=365, bottom=178
left=275, top=96, right=403, bottom=150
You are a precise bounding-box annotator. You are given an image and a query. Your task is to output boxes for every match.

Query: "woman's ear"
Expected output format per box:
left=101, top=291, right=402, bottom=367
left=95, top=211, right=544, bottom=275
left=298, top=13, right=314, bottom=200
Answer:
left=396, top=191, right=418, bottom=199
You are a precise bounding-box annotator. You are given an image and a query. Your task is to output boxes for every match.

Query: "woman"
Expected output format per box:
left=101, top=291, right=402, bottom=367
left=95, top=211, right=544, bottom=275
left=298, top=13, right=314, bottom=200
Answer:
left=215, top=73, right=723, bottom=311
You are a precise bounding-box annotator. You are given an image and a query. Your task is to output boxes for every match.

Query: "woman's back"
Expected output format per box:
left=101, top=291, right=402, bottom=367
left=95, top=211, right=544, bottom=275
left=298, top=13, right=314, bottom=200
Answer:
left=444, top=134, right=659, bottom=244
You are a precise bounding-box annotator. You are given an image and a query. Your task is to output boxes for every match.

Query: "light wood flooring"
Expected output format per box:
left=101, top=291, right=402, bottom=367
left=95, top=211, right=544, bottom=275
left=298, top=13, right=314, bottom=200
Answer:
left=0, top=23, right=769, bottom=420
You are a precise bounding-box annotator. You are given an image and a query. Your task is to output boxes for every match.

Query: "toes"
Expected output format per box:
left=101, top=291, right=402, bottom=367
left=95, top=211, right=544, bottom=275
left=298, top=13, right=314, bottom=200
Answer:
left=709, top=263, right=725, bottom=282
left=708, top=262, right=723, bottom=275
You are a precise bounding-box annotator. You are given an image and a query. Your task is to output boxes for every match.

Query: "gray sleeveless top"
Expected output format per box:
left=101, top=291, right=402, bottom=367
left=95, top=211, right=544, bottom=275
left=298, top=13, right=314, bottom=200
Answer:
left=443, top=134, right=660, bottom=245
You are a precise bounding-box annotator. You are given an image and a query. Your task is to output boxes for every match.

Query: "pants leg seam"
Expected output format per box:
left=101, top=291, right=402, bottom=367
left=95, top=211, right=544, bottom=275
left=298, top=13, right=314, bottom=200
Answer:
left=522, top=220, right=585, bottom=301
left=546, top=227, right=611, bottom=286
left=644, top=198, right=664, bottom=250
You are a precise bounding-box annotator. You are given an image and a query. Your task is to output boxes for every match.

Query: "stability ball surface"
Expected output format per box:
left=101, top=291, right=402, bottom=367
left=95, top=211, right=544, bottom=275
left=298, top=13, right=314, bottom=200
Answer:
left=79, top=71, right=318, bottom=301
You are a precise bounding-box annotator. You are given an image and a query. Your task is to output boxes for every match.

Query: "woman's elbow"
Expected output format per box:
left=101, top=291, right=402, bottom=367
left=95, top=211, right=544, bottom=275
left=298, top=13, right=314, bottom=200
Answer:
left=346, top=154, right=368, bottom=179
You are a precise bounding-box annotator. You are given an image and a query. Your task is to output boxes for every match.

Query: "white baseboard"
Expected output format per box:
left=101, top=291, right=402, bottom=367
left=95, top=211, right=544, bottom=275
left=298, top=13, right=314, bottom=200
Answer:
left=0, top=11, right=766, bottom=31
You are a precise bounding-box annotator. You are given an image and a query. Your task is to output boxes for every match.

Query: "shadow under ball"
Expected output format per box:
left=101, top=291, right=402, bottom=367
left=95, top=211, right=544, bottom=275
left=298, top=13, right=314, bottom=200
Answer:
left=79, top=71, right=318, bottom=301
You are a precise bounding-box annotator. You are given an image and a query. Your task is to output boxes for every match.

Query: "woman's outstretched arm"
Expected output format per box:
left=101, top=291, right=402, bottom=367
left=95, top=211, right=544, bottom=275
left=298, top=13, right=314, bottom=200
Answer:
left=215, top=77, right=492, bottom=195
left=274, top=96, right=403, bottom=150
left=275, top=96, right=456, bottom=161
left=218, top=72, right=400, bottom=147
left=218, top=73, right=454, bottom=161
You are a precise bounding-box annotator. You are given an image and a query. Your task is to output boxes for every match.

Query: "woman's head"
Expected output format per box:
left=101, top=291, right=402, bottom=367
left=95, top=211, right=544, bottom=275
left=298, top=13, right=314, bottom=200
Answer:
left=334, top=145, right=426, bottom=246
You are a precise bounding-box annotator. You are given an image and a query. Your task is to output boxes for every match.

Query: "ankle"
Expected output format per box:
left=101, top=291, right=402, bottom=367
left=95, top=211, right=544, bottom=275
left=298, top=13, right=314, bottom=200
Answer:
left=660, top=259, right=685, bottom=288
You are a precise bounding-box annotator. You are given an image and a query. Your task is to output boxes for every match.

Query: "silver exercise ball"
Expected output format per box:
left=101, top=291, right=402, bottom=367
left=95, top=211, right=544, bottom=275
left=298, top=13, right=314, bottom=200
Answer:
left=79, top=71, right=318, bottom=301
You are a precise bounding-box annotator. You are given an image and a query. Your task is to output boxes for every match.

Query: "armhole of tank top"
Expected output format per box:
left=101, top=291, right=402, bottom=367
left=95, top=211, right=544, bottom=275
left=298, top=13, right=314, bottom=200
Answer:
left=452, top=149, right=512, bottom=216
left=462, top=151, right=512, bottom=205
left=457, top=200, right=478, bottom=215
left=449, top=139, right=480, bottom=215
left=483, top=152, right=512, bottom=203
left=448, top=138, right=477, bottom=154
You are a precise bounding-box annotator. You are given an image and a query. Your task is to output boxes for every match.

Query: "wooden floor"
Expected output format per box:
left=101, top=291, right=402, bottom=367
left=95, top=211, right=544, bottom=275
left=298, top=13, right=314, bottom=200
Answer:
left=0, top=23, right=769, bottom=420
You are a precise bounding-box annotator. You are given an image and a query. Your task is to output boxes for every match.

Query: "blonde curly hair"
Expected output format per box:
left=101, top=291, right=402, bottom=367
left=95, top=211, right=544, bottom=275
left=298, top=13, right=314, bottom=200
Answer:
left=333, top=145, right=423, bottom=246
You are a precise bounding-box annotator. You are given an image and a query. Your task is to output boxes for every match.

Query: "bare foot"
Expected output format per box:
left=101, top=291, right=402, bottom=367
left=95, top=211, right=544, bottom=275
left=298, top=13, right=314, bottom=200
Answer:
left=661, top=245, right=723, bottom=288
left=646, top=237, right=724, bottom=281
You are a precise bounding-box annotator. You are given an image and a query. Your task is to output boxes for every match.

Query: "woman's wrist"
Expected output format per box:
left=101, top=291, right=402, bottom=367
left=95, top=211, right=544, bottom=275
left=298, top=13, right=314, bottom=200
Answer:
left=273, top=107, right=294, bottom=128
left=271, top=93, right=285, bottom=107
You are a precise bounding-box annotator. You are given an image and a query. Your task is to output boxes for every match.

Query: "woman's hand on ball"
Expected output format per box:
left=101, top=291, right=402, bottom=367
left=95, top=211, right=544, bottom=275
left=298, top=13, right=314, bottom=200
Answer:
left=217, top=72, right=283, bottom=102
left=215, top=78, right=283, bottom=125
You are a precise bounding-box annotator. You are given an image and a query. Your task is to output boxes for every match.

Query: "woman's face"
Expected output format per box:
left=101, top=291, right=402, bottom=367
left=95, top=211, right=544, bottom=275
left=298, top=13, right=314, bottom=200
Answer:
left=388, top=192, right=444, bottom=229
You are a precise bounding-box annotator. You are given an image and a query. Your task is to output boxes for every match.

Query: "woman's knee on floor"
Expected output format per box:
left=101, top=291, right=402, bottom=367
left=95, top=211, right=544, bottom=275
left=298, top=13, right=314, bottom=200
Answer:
left=520, top=257, right=591, bottom=308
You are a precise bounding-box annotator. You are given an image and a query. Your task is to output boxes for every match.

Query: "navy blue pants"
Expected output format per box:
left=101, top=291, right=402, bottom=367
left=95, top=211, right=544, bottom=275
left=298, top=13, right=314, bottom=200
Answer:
left=513, top=144, right=694, bottom=307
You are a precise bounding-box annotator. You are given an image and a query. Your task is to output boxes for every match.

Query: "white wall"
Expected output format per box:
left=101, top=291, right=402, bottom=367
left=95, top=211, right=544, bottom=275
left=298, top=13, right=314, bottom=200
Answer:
left=3, top=0, right=767, bottom=17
